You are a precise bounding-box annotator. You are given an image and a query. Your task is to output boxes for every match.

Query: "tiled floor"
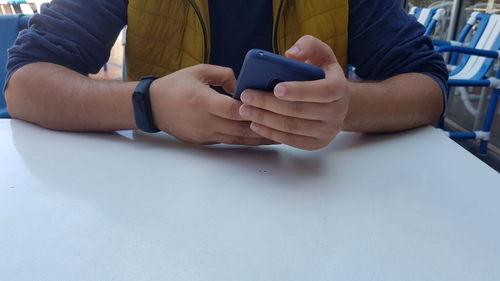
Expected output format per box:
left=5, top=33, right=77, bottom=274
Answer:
left=447, top=88, right=499, bottom=150
left=446, top=91, right=500, bottom=172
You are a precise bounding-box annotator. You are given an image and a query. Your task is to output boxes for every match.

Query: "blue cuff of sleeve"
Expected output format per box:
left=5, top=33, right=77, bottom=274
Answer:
left=3, top=62, right=28, bottom=95
left=421, top=71, right=448, bottom=119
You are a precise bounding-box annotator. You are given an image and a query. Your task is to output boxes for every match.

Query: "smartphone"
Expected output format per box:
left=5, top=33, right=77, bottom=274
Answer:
left=233, top=49, right=325, bottom=100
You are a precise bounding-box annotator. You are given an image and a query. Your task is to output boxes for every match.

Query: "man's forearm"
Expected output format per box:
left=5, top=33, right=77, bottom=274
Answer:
left=6, top=64, right=443, bottom=136
left=5, top=62, right=138, bottom=131
left=343, top=73, right=444, bottom=132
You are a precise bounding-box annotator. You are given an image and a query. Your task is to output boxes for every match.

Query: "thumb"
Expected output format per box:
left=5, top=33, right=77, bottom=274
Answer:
left=285, top=35, right=343, bottom=78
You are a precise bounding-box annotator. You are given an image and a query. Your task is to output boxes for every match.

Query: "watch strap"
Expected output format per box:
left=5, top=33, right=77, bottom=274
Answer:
left=132, top=76, right=160, bottom=133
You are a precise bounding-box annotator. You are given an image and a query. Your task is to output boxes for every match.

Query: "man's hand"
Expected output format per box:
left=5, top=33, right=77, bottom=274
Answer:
left=238, top=35, right=349, bottom=150
left=150, top=64, right=274, bottom=146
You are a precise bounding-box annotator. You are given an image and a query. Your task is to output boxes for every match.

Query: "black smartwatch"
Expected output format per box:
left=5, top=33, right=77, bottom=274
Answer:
left=132, top=76, right=160, bottom=133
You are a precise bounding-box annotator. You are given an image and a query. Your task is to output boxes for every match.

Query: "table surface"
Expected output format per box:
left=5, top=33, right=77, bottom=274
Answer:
left=1, top=119, right=499, bottom=281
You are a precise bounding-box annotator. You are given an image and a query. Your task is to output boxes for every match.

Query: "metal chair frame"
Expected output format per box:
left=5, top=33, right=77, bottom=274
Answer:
left=435, top=13, right=500, bottom=154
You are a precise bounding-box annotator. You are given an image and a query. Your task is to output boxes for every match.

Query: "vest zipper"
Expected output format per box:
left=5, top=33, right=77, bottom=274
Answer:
left=187, top=0, right=210, bottom=63
left=272, top=0, right=287, bottom=54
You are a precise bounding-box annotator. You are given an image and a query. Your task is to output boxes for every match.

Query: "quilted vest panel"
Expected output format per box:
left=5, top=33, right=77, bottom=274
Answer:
left=126, top=0, right=348, bottom=81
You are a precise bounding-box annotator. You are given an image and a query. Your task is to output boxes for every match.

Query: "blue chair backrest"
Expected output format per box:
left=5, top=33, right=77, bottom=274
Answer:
left=7, top=0, right=27, bottom=4
left=450, top=13, right=500, bottom=80
left=0, top=14, right=29, bottom=118
left=409, top=7, right=445, bottom=36
left=411, top=7, right=436, bottom=28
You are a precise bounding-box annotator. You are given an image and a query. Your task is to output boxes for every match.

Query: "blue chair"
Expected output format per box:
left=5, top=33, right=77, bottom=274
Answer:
left=433, top=12, right=482, bottom=66
left=6, top=0, right=24, bottom=13
left=409, top=7, right=446, bottom=36
left=436, top=13, right=500, bottom=155
left=3, top=0, right=37, bottom=14
left=0, top=14, right=29, bottom=118
left=0, top=3, right=14, bottom=14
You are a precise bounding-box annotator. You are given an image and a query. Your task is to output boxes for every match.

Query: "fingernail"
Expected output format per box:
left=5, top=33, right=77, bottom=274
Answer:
left=274, top=85, right=286, bottom=97
left=241, top=91, right=252, bottom=103
left=286, top=46, right=301, bottom=55
left=250, top=122, right=261, bottom=132
left=239, top=106, right=251, bottom=117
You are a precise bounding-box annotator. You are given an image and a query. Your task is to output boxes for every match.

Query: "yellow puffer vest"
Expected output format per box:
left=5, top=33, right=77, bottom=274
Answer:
left=126, top=0, right=348, bottom=81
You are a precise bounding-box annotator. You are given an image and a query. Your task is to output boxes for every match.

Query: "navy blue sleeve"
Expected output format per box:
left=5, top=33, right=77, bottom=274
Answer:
left=348, top=0, right=448, bottom=98
left=6, top=0, right=127, bottom=84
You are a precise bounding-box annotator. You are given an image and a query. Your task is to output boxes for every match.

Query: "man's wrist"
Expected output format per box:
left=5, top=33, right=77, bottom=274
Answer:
left=132, top=76, right=160, bottom=133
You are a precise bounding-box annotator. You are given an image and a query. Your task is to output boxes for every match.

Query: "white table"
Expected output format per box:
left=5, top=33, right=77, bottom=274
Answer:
left=1, top=119, right=499, bottom=281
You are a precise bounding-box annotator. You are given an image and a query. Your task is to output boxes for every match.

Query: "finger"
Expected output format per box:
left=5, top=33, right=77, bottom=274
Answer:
left=285, top=35, right=344, bottom=79
left=285, top=35, right=336, bottom=67
left=215, top=133, right=278, bottom=146
left=212, top=117, right=264, bottom=138
left=239, top=104, right=326, bottom=138
left=206, top=91, right=247, bottom=121
left=240, top=90, right=331, bottom=120
left=194, top=64, right=237, bottom=93
left=249, top=122, right=329, bottom=151
left=283, top=36, right=346, bottom=103
left=273, top=78, right=348, bottom=103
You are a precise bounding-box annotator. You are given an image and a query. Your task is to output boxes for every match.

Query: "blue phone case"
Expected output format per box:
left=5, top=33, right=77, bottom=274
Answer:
left=233, top=49, right=325, bottom=100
